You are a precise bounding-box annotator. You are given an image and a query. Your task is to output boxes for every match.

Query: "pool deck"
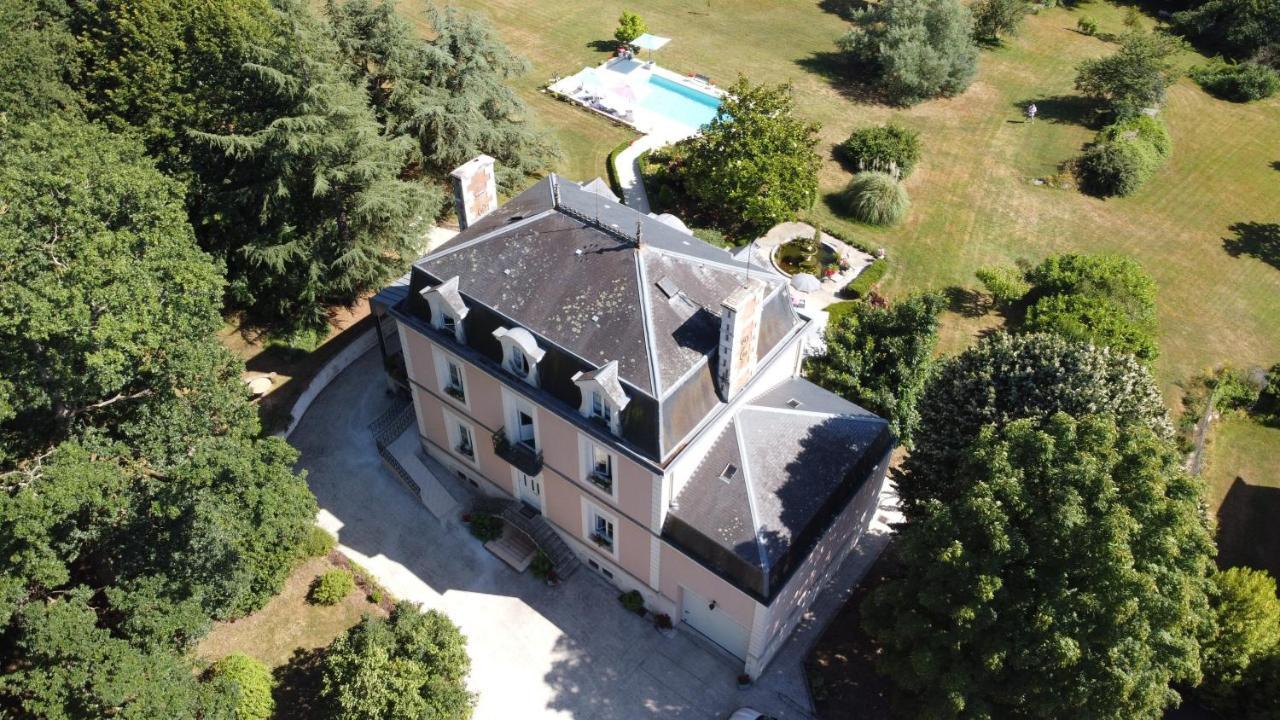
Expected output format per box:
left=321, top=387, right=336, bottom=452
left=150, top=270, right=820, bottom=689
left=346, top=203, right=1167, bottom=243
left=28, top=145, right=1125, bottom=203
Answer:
left=548, top=58, right=723, bottom=141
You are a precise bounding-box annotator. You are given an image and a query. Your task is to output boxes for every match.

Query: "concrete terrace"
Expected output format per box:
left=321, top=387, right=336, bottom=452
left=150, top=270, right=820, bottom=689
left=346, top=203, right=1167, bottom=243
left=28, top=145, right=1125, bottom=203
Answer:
left=292, top=347, right=900, bottom=719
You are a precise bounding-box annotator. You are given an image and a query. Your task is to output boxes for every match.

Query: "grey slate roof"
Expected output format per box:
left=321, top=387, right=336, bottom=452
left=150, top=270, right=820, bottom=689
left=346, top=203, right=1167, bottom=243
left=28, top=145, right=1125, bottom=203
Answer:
left=664, top=378, right=893, bottom=600
left=580, top=177, right=620, bottom=202
left=408, top=174, right=801, bottom=460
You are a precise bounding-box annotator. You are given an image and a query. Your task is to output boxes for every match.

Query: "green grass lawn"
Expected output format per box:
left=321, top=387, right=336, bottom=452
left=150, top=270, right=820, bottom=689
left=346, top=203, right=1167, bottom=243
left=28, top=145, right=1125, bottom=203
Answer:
left=1204, top=414, right=1280, bottom=576
left=404, top=0, right=1279, bottom=399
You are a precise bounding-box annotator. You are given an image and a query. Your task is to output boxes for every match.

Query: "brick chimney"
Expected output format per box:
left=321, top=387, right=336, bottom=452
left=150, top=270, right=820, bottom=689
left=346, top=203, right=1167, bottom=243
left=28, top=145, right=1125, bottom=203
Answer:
left=716, top=280, right=765, bottom=402
left=450, top=155, right=498, bottom=230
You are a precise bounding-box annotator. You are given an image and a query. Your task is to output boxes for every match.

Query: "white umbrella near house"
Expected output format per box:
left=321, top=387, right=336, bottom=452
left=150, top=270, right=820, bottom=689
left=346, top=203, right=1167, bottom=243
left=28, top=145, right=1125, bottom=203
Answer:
left=791, top=273, right=821, bottom=292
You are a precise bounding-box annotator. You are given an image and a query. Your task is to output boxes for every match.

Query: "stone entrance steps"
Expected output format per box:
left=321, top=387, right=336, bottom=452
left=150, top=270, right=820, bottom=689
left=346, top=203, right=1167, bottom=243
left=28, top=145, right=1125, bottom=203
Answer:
left=474, top=497, right=581, bottom=580
left=485, top=523, right=538, bottom=572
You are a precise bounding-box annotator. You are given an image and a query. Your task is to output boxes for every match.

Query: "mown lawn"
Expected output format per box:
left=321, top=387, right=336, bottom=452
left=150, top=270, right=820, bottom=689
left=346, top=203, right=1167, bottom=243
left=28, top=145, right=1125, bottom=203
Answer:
left=1204, top=414, right=1280, bottom=576
left=404, top=0, right=1279, bottom=398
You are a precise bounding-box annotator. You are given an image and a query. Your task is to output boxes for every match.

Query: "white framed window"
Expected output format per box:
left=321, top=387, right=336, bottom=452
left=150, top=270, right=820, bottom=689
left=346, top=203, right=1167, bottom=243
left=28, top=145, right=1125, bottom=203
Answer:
left=582, top=499, right=618, bottom=559
left=443, top=409, right=478, bottom=466
left=572, top=361, right=628, bottom=436
left=500, top=388, right=540, bottom=453
left=421, top=277, right=467, bottom=343
left=492, top=327, right=544, bottom=387
left=579, top=435, right=618, bottom=499
left=442, top=314, right=458, bottom=336
left=433, top=350, right=468, bottom=409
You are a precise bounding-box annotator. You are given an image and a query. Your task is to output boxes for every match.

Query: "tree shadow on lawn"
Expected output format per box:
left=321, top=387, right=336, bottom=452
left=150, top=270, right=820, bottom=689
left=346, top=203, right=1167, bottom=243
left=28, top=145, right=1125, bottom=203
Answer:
left=272, top=646, right=327, bottom=720
left=1222, top=221, right=1280, bottom=271
left=586, top=39, right=619, bottom=54
left=795, top=51, right=899, bottom=107
left=1011, top=94, right=1105, bottom=128
left=1216, top=477, right=1280, bottom=581
left=944, top=286, right=991, bottom=319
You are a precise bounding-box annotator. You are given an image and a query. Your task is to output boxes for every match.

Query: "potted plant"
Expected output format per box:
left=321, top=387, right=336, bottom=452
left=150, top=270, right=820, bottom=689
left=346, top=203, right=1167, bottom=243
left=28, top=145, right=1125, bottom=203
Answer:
left=461, top=512, right=472, bottom=524
left=654, top=613, right=676, bottom=638
left=545, top=569, right=559, bottom=587
left=618, top=589, right=646, bottom=617
left=531, top=550, right=556, bottom=586
left=737, top=673, right=752, bottom=690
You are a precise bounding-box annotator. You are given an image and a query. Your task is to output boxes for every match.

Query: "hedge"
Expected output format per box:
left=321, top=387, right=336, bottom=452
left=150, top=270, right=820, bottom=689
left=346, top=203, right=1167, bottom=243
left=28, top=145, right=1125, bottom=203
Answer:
left=605, top=139, right=634, bottom=200
left=845, top=258, right=888, bottom=298
left=1191, top=61, right=1280, bottom=102
left=212, top=654, right=274, bottom=720
left=299, top=525, right=337, bottom=559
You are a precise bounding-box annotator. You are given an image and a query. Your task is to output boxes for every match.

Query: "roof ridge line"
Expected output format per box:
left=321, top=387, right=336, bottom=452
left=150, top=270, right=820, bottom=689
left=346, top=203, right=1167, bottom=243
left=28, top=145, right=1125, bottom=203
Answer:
left=635, top=247, right=663, bottom=399
left=740, top=404, right=886, bottom=421
left=643, top=243, right=779, bottom=281
left=418, top=208, right=557, bottom=264
left=734, top=419, right=771, bottom=575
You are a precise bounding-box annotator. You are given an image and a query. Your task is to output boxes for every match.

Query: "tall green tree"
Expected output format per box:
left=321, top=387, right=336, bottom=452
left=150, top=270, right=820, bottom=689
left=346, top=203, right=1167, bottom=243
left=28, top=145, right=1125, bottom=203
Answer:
left=1172, top=0, right=1280, bottom=61
left=0, top=117, right=245, bottom=462
left=319, top=602, right=474, bottom=720
left=326, top=0, right=556, bottom=193
left=614, top=10, right=646, bottom=45
left=838, top=0, right=979, bottom=104
left=195, top=0, right=436, bottom=332
left=68, top=0, right=275, bottom=178
left=901, top=332, right=1169, bottom=513
left=0, top=589, right=236, bottom=719
left=1075, top=30, right=1182, bottom=117
left=0, top=0, right=80, bottom=123
left=972, top=0, right=1029, bottom=45
left=806, top=292, right=945, bottom=446
left=864, top=412, right=1215, bottom=719
left=676, top=76, right=821, bottom=231
left=1199, top=567, right=1280, bottom=715
left=0, top=116, right=315, bottom=703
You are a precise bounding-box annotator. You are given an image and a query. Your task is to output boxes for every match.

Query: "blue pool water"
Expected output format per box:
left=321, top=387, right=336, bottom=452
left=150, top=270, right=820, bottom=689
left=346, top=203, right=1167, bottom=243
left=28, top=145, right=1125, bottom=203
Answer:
left=640, top=74, right=721, bottom=131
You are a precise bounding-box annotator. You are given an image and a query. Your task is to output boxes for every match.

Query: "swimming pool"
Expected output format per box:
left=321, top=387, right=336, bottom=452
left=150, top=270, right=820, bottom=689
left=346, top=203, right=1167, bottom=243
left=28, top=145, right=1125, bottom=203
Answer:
left=639, top=74, right=721, bottom=132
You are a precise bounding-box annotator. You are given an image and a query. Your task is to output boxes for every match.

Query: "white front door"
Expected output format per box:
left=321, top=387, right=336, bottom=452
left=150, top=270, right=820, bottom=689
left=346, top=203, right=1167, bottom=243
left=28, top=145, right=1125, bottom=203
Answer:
left=517, top=472, right=542, bottom=510
left=681, top=585, right=749, bottom=660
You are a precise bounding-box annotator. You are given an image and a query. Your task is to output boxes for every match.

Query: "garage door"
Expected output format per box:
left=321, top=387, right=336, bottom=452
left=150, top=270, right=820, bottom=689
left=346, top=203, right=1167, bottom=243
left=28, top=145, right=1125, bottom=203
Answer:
left=680, top=586, right=749, bottom=660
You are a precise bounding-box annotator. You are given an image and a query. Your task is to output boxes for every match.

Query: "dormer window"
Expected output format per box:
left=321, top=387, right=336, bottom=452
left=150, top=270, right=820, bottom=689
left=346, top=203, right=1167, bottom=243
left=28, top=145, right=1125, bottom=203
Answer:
left=572, top=360, right=629, bottom=436
left=420, top=276, right=468, bottom=343
left=591, top=391, right=612, bottom=424
left=509, top=348, right=530, bottom=376
left=492, top=326, right=545, bottom=387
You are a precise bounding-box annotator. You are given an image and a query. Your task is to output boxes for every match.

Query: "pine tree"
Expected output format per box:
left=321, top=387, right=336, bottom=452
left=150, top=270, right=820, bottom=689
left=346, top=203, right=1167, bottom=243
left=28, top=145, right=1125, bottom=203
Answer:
left=326, top=0, right=556, bottom=192
left=194, top=0, right=438, bottom=332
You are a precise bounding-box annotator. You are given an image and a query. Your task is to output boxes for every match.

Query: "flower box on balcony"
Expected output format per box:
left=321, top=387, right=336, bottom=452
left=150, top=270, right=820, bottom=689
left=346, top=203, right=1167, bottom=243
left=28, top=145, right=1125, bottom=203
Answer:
left=444, top=384, right=466, bottom=402
left=590, top=533, right=613, bottom=551
left=491, top=427, right=543, bottom=476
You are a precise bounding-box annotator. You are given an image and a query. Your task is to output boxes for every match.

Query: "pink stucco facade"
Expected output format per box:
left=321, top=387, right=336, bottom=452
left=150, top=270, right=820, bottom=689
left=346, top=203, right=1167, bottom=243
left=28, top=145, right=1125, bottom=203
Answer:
left=395, top=312, right=883, bottom=675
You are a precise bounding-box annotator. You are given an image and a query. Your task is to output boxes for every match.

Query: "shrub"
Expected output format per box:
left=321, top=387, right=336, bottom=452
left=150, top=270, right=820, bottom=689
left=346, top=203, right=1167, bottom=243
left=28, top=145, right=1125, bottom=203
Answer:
left=972, top=0, right=1029, bottom=44
left=619, top=589, right=645, bottom=614
left=212, top=653, right=274, bottom=720
left=837, top=0, right=979, bottom=104
left=614, top=11, right=646, bottom=45
left=468, top=512, right=503, bottom=542
left=975, top=264, right=1030, bottom=306
left=654, top=613, right=674, bottom=630
left=1097, top=114, right=1172, bottom=158
left=1076, top=136, right=1162, bottom=197
left=1257, top=363, right=1280, bottom=419
left=1191, top=61, right=1280, bottom=102
left=530, top=551, right=554, bottom=580
left=841, top=171, right=910, bottom=226
left=845, top=258, right=888, bottom=299
left=1215, top=367, right=1263, bottom=411
left=1077, top=17, right=1099, bottom=36
left=840, top=124, right=922, bottom=178
left=300, top=525, right=337, bottom=559
left=309, top=570, right=355, bottom=606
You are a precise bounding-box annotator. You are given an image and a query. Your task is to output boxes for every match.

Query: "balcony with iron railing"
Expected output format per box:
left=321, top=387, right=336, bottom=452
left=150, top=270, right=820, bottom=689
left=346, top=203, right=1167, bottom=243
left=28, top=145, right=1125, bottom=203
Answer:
left=492, top=427, right=543, bottom=476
